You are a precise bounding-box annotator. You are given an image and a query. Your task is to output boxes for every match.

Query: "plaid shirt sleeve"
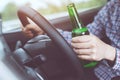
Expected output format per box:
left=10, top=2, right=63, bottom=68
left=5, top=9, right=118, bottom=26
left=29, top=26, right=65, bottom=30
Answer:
left=86, top=0, right=120, bottom=79
left=57, top=29, right=72, bottom=43
left=113, top=48, right=120, bottom=70
left=87, top=0, right=120, bottom=69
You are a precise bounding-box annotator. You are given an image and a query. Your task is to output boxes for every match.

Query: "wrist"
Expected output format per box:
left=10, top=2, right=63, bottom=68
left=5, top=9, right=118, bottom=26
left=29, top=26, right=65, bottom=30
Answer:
left=104, top=44, right=116, bottom=61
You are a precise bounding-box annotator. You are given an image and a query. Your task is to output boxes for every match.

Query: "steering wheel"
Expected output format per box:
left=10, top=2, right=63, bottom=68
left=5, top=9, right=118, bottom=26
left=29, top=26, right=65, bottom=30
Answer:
left=17, top=6, right=84, bottom=79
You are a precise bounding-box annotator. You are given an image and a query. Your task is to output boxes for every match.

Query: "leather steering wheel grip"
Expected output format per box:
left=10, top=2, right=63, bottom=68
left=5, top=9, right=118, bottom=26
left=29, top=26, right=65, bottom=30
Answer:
left=17, top=6, right=85, bottom=80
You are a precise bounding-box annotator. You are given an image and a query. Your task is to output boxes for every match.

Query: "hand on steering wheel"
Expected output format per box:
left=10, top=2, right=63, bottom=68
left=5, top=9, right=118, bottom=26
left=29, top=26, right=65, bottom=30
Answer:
left=21, top=24, right=44, bottom=38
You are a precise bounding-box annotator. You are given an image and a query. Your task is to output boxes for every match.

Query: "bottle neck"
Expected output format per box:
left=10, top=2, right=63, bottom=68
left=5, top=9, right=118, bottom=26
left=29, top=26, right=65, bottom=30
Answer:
left=71, top=6, right=82, bottom=29
left=67, top=3, right=83, bottom=29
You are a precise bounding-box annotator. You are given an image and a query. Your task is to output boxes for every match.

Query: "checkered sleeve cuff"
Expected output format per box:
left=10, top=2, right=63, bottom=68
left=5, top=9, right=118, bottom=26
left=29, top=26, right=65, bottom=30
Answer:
left=113, top=48, right=120, bottom=70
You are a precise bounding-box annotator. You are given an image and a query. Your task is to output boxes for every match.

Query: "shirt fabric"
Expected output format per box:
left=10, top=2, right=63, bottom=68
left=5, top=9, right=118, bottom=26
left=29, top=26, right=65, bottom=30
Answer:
left=58, top=0, right=120, bottom=80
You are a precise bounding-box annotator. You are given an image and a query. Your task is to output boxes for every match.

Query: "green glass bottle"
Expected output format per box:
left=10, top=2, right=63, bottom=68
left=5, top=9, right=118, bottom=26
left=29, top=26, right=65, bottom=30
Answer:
left=67, top=3, right=97, bottom=68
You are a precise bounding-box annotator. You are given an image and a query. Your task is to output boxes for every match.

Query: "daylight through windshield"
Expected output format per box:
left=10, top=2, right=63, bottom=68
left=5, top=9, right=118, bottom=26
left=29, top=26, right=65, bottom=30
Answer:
left=0, top=0, right=107, bottom=33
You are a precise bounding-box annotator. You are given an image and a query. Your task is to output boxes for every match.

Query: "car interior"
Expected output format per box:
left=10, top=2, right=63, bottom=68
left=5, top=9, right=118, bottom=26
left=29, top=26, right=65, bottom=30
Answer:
left=0, top=1, right=109, bottom=80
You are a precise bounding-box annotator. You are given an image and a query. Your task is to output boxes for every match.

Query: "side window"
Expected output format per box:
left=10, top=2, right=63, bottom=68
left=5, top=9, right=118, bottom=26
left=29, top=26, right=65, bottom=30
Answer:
left=0, top=0, right=107, bottom=33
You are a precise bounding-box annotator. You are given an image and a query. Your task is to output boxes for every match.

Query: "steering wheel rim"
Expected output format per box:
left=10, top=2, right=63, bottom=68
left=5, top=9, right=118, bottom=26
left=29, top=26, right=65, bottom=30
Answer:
left=17, top=6, right=84, bottom=79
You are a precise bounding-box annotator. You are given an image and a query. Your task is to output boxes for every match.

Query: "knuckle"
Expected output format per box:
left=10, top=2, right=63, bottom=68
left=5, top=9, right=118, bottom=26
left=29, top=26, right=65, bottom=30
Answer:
left=78, top=38, right=81, bottom=42
left=78, top=45, right=82, bottom=48
left=91, top=44, right=96, bottom=48
left=77, top=50, right=81, bottom=54
left=91, top=48, right=96, bottom=54
left=76, top=49, right=82, bottom=55
left=91, top=55, right=97, bottom=60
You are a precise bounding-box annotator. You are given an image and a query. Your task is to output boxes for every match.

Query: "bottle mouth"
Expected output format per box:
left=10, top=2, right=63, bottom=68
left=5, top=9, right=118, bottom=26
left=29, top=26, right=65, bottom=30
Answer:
left=67, top=3, right=75, bottom=8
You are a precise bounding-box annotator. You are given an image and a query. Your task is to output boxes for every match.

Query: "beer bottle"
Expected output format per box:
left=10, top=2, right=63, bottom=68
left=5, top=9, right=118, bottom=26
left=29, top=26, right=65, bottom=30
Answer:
left=67, top=3, right=97, bottom=68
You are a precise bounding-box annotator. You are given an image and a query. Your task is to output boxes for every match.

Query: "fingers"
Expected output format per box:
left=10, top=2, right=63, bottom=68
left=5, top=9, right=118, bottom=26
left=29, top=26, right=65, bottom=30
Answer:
left=25, top=24, right=44, bottom=35
left=73, top=48, right=96, bottom=55
left=71, top=35, right=95, bottom=49
left=71, top=35, right=98, bottom=61
left=78, top=55, right=94, bottom=61
left=71, top=42, right=93, bottom=49
left=21, top=24, right=37, bottom=38
left=72, top=35, right=91, bottom=43
left=22, top=28, right=34, bottom=38
left=21, top=24, right=44, bottom=38
left=25, top=24, right=37, bottom=31
left=21, top=24, right=32, bottom=32
left=74, top=48, right=97, bottom=61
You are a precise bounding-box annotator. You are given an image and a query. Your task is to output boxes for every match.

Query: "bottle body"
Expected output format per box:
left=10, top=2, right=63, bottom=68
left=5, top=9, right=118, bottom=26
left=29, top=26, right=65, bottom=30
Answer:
left=67, top=3, right=97, bottom=68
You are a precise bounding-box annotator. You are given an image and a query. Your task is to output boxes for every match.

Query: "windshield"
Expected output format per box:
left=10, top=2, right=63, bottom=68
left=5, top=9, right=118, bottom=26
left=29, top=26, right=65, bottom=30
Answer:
left=0, top=14, right=2, bottom=34
left=0, top=0, right=107, bottom=33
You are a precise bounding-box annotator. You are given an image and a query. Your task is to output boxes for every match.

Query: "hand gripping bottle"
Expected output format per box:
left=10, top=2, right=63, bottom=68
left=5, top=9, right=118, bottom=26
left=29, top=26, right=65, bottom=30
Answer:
left=67, top=3, right=97, bottom=68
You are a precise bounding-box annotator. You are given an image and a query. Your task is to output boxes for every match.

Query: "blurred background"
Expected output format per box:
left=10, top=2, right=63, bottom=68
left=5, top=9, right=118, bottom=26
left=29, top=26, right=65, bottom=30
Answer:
left=0, top=0, right=107, bottom=33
